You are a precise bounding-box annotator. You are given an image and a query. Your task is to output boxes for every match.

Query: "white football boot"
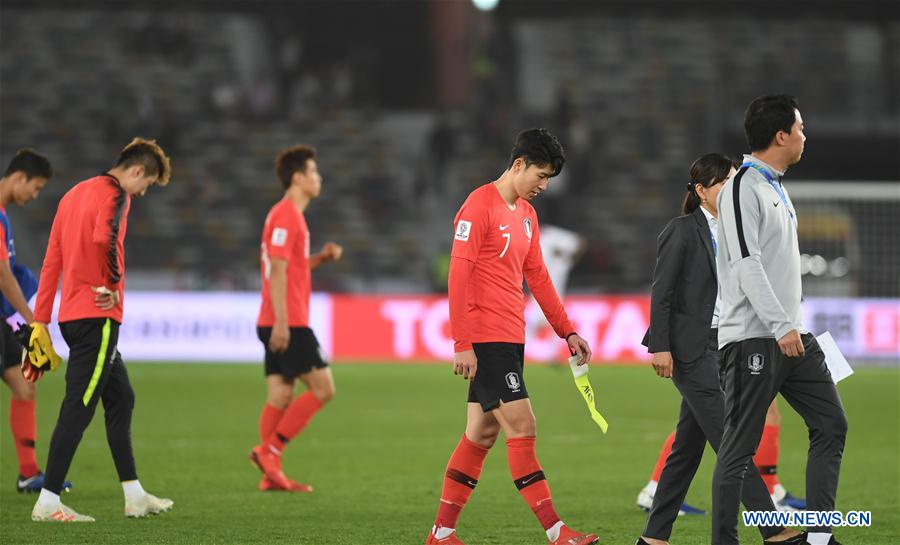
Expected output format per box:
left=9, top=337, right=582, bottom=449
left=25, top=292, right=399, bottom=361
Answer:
left=32, top=501, right=95, bottom=522
left=125, top=492, right=174, bottom=518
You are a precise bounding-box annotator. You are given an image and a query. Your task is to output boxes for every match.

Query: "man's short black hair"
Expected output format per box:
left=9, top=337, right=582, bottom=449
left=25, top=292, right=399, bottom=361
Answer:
left=275, top=144, right=317, bottom=190
left=744, top=95, right=800, bottom=152
left=3, top=149, right=52, bottom=180
left=509, top=128, right=565, bottom=177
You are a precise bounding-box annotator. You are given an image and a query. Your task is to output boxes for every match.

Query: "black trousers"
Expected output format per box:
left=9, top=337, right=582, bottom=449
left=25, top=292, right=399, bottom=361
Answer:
left=44, top=319, right=137, bottom=494
left=644, top=330, right=781, bottom=542
left=713, top=334, right=847, bottom=543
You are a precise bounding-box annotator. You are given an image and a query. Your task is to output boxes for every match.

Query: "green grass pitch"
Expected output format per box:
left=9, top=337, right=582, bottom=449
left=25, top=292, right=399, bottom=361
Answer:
left=1, top=363, right=897, bottom=544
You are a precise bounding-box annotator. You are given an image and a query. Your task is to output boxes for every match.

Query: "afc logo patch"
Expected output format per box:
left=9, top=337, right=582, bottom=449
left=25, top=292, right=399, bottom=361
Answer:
left=748, top=353, right=764, bottom=375
left=455, top=220, right=472, bottom=242
left=523, top=218, right=533, bottom=240
left=505, top=372, right=521, bottom=392
left=271, top=227, right=288, bottom=247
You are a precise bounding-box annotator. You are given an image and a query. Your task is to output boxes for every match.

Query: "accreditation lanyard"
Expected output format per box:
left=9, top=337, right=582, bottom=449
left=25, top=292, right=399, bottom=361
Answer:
left=741, top=162, right=795, bottom=223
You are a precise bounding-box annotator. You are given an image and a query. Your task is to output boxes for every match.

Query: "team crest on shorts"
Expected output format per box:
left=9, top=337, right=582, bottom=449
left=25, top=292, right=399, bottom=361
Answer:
left=505, top=372, right=521, bottom=392
left=748, top=353, right=764, bottom=375
left=523, top=218, right=532, bottom=240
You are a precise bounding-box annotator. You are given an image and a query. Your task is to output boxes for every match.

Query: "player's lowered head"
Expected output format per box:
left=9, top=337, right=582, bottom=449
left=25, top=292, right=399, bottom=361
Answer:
left=1, top=148, right=52, bottom=206
left=276, top=144, right=321, bottom=200
left=107, top=137, right=172, bottom=196
left=744, top=94, right=806, bottom=172
left=506, top=128, right=565, bottom=202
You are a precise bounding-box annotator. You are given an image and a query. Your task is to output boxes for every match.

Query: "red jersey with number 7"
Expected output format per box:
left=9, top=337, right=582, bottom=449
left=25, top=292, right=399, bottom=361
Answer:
left=449, top=183, right=575, bottom=350
left=258, top=198, right=311, bottom=327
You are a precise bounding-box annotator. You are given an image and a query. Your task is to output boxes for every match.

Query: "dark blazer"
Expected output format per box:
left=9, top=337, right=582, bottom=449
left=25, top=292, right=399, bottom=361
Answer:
left=641, top=206, right=718, bottom=363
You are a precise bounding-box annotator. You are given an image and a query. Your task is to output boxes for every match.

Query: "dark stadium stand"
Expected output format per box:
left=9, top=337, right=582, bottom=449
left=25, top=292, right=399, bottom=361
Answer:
left=2, top=8, right=897, bottom=293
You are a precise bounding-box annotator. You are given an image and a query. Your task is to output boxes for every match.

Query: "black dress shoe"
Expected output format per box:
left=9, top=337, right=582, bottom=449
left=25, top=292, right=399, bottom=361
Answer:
left=764, top=532, right=807, bottom=545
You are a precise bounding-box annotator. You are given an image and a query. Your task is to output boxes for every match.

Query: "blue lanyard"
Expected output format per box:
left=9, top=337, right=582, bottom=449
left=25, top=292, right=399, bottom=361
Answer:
left=741, top=162, right=795, bottom=221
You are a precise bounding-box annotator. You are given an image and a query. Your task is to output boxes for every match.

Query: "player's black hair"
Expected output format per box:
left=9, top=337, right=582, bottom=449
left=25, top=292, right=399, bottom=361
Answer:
left=3, top=149, right=52, bottom=180
left=682, top=153, right=737, bottom=215
left=744, top=95, right=800, bottom=152
left=115, top=137, right=171, bottom=186
left=275, top=144, right=317, bottom=190
left=508, top=128, right=565, bottom=177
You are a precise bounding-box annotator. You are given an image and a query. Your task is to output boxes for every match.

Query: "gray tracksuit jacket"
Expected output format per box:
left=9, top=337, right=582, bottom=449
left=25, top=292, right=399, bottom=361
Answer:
left=716, top=155, right=806, bottom=348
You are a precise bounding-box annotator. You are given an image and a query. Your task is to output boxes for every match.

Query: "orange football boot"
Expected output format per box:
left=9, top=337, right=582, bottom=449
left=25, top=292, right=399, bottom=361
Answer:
left=259, top=475, right=313, bottom=493
left=549, top=525, right=600, bottom=545
left=425, top=530, right=467, bottom=544
left=249, top=445, right=293, bottom=490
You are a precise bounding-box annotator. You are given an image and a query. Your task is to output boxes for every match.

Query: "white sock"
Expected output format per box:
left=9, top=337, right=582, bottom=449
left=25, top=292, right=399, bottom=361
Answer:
left=122, top=480, right=147, bottom=503
left=771, top=483, right=787, bottom=501
left=546, top=520, right=565, bottom=542
left=806, top=532, right=832, bottom=545
left=36, top=488, right=61, bottom=510
left=432, top=525, right=455, bottom=539
left=646, top=479, right=659, bottom=496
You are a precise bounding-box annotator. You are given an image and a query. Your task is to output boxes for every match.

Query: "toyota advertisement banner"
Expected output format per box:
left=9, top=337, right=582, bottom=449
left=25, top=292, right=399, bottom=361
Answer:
left=29, top=293, right=899, bottom=364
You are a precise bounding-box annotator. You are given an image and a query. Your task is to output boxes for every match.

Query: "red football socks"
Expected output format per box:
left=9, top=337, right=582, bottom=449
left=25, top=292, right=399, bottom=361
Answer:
left=268, top=391, right=323, bottom=451
left=755, top=424, right=781, bottom=493
left=258, top=403, right=285, bottom=442
left=507, top=436, right=560, bottom=531
left=434, top=434, right=490, bottom=530
left=10, top=399, right=39, bottom=477
left=651, top=431, right=676, bottom=482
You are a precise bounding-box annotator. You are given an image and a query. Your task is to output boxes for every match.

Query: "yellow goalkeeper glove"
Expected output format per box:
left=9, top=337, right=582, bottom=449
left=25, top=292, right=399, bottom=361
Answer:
left=27, top=322, right=61, bottom=372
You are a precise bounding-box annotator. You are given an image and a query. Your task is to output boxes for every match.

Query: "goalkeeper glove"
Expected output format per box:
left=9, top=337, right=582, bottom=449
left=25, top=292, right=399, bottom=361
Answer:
left=15, top=323, right=61, bottom=383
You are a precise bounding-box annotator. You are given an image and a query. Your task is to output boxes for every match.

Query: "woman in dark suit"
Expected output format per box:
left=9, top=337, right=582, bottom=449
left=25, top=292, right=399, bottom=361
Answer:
left=635, top=154, right=804, bottom=545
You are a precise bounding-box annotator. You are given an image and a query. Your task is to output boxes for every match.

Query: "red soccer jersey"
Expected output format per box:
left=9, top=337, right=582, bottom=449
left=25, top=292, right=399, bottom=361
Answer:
left=257, top=198, right=311, bottom=327
left=449, top=183, right=574, bottom=351
left=34, top=175, right=130, bottom=324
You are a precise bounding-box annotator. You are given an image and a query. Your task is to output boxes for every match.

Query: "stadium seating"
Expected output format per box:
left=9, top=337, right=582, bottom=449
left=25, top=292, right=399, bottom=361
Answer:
left=1, top=10, right=897, bottom=294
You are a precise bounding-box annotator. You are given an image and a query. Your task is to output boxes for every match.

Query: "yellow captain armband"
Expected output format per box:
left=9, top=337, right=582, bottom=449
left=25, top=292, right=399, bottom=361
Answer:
left=568, top=355, right=609, bottom=434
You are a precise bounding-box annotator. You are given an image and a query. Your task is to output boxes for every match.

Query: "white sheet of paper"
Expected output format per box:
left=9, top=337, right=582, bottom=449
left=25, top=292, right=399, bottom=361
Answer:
left=816, top=331, right=854, bottom=384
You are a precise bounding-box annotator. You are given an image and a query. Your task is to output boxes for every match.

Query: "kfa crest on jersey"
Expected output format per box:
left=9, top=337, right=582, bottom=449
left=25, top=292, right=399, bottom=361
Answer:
left=523, top=218, right=532, bottom=240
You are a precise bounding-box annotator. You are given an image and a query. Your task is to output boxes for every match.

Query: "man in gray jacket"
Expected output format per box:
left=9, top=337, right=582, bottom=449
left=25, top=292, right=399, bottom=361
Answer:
left=713, top=95, right=847, bottom=545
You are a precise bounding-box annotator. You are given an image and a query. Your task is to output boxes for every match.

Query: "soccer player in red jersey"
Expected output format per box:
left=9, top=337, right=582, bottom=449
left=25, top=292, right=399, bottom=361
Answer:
left=426, top=129, right=599, bottom=545
left=250, top=145, right=342, bottom=492
left=0, top=150, right=72, bottom=493
left=29, top=138, right=174, bottom=522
